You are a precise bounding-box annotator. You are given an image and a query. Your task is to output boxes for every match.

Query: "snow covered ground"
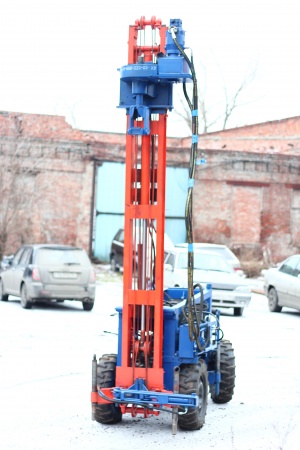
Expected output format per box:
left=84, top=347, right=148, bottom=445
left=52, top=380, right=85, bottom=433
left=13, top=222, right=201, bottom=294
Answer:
left=0, top=279, right=299, bottom=450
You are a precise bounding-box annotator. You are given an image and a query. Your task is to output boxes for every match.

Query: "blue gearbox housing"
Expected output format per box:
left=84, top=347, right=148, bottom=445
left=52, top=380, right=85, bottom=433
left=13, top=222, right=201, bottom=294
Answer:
left=118, top=19, right=192, bottom=135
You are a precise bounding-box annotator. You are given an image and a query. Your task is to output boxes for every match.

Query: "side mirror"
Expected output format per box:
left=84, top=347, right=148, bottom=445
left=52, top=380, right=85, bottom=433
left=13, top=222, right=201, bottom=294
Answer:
left=164, top=263, right=173, bottom=272
left=1, top=255, right=13, bottom=270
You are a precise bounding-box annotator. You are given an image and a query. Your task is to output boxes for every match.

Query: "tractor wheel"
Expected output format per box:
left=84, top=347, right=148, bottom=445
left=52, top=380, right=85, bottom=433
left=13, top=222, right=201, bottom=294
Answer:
left=178, top=360, right=208, bottom=431
left=0, top=280, right=9, bottom=301
left=210, top=340, right=235, bottom=404
left=268, top=287, right=282, bottom=313
left=94, top=354, right=122, bottom=424
left=20, top=284, right=33, bottom=309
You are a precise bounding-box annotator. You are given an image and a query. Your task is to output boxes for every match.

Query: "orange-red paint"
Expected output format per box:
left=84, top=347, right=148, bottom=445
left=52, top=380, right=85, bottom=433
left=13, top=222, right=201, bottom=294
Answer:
left=117, top=18, right=169, bottom=394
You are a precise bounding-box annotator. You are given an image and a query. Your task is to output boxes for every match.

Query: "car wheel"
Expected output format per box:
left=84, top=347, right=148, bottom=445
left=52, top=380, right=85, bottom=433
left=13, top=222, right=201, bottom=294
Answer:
left=83, top=301, right=94, bottom=311
left=20, top=284, right=33, bottom=309
left=0, top=279, right=9, bottom=301
left=268, top=287, right=282, bottom=313
left=110, top=257, right=119, bottom=272
left=234, top=307, right=244, bottom=316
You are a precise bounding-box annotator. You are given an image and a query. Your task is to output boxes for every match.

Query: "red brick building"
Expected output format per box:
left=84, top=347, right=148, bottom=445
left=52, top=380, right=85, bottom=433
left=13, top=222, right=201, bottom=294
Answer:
left=0, top=111, right=299, bottom=264
left=194, top=119, right=300, bottom=263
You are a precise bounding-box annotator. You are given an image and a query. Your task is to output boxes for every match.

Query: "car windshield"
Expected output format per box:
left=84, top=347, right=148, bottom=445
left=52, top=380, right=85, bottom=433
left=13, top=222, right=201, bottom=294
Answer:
left=36, top=248, right=90, bottom=266
left=177, top=252, right=232, bottom=273
left=198, top=246, right=233, bottom=260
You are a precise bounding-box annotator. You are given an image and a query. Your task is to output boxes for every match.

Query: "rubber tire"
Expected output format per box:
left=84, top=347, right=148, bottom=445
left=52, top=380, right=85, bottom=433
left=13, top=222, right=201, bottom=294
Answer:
left=95, top=354, right=122, bottom=424
left=210, top=340, right=235, bottom=404
left=234, top=307, right=244, bottom=316
left=178, top=360, right=208, bottom=431
left=82, top=301, right=94, bottom=311
left=0, top=280, right=9, bottom=301
left=20, top=284, right=33, bottom=309
left=268, top=287, right=282, bottom=313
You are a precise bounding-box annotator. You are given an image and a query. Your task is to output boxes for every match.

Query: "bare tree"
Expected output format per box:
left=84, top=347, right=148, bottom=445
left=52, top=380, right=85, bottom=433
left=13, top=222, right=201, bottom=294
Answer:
left=174, top=60, right=257, bottom=134
left=0, top=117, right=45, bottom=260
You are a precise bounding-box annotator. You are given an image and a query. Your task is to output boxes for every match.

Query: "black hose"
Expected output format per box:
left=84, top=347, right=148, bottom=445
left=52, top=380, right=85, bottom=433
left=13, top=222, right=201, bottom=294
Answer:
left=170, top=29, right=200, bottom=346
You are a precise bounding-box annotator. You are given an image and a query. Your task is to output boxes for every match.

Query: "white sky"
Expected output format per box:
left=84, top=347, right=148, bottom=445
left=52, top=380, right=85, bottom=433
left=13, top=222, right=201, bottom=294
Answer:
left=0, top=0, right=300, bottom=136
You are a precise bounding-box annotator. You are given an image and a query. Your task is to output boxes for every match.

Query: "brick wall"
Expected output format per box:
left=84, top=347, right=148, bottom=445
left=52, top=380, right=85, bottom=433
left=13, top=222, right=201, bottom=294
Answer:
left=0, top=112, right=93, bottom=255
left=1, top=111, right=299, bottom=263
left=189, top=117, right=300, bottom=263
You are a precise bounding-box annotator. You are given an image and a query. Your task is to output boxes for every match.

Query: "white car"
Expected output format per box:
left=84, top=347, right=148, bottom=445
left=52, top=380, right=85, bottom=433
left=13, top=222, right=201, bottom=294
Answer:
left=175, top=243, right=245, bottom=277
left=164, top=248, right=251, bottom=316
left=264, top=254, right=300, bottom=312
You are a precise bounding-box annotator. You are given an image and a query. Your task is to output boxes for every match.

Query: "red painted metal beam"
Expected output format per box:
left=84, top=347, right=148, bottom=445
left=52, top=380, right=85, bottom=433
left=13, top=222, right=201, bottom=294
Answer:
left=116, top=20, right=168, bottom=392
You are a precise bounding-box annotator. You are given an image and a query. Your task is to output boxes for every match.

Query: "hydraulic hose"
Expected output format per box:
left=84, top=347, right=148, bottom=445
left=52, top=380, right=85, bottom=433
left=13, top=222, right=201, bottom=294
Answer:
left=169, top=27, right=202, bottom=347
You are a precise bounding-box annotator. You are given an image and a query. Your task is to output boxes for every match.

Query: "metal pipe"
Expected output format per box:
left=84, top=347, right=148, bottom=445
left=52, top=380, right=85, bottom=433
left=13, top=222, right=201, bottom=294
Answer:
left=216, top=343, right=221, bottom=396
left=140, top=220, right=148, bottom=339
left=91, top=354, right=97, bottom=420
left=172, top=366, right=180, bottom=435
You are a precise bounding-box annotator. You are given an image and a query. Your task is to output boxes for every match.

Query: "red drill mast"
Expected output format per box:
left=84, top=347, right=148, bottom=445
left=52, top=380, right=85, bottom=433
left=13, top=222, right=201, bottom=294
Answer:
left=91, top=18, right=235, bottom=434
left=116, top=16, right=169, bottom=392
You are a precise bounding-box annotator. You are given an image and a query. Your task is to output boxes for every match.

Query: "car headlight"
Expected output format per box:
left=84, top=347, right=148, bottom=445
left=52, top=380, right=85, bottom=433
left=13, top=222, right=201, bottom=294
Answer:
left=235, top=285, right=250, bottom=293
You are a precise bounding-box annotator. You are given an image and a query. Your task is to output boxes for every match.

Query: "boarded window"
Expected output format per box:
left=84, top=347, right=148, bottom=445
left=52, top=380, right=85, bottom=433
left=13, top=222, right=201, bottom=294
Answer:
left=232, top=186, right=262, bottom=244
left=291, top=190, right=300, bottom=245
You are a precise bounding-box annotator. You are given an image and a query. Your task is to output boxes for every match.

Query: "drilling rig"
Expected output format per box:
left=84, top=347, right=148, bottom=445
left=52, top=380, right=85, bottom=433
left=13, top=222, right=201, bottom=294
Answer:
left=91, top=16, right=235, bottom=433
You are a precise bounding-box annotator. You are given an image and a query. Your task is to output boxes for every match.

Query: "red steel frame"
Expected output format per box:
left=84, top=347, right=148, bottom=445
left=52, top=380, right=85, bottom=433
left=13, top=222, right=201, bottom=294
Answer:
left=128, top=16, right=167, bottom=64
left=115, top=18, right=169, bottom=391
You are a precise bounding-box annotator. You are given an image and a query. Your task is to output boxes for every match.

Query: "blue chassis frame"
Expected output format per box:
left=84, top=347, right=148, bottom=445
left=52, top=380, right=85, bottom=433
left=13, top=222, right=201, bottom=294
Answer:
left=111, top=285, right=221, bottom=409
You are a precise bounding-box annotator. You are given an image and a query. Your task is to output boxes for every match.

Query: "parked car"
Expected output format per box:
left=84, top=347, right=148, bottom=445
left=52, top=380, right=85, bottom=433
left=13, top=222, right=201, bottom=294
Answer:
left=164, top=247, right=251, bottom=316
left=0, top=244, right=96, bottom=310
left=175, top=243, right=245, bottom=277
left=264, top=254, right=300, bottom=313
left=110, top=227, right=174, bottom=272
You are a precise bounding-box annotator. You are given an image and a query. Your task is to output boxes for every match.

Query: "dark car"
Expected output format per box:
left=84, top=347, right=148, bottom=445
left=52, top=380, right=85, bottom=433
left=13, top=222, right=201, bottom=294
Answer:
left=0, top=244, right=96, bottom=310
left=264, top=254, right=300, bottom=312
left=110, top=227, right=174, bottom=272
left=110, top=228, right=125, bottom=272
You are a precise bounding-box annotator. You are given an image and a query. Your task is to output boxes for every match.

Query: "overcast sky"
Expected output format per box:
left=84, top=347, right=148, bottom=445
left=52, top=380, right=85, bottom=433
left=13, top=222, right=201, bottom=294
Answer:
left=0, top=0, right=299, bottom=136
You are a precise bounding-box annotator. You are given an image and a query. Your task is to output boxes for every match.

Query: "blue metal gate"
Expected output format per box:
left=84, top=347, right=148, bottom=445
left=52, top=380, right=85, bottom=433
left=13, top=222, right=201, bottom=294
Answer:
left=165, top=166, right=188, bottom=244
left=93, top=162, right=188, bottom=261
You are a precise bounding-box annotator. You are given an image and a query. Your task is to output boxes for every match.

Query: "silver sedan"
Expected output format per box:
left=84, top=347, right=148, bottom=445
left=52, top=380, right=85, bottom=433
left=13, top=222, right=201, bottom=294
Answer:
left=164, top=248, right=251, bottom=316
left=264, top=254, right=300, bottom=312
